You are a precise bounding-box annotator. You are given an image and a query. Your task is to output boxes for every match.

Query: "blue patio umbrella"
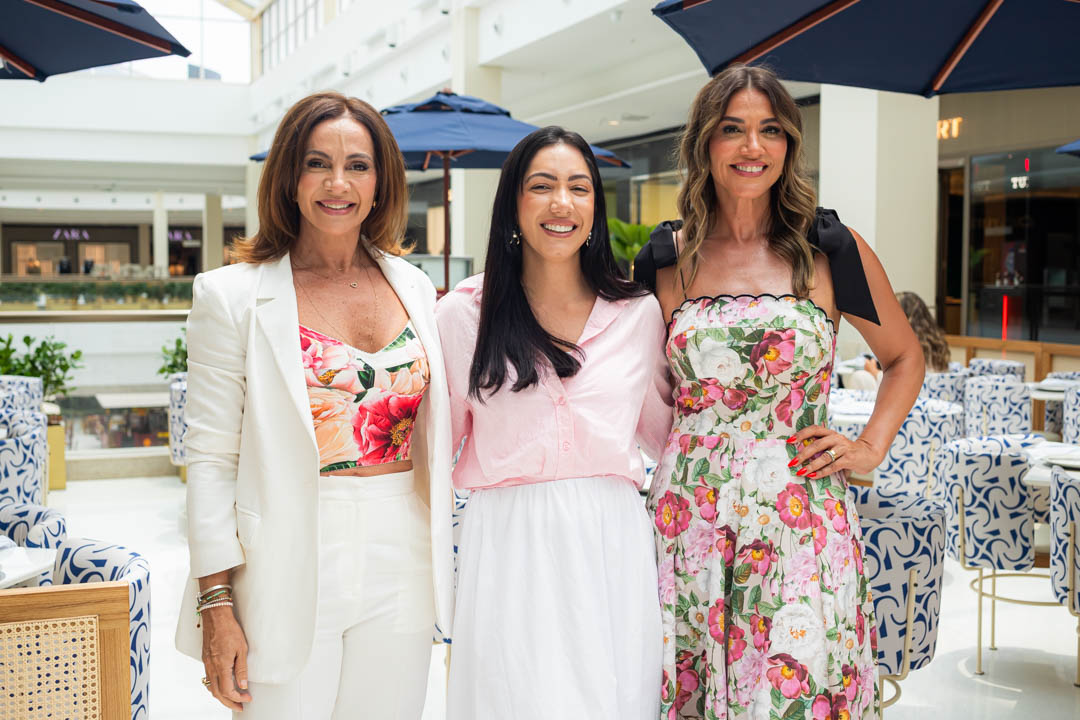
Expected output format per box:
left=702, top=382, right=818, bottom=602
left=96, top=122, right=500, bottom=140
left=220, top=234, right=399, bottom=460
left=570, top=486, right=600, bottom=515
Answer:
left=652, top=0, right=1080, bottom=97
left=253, top=91, right=628, bottom=289
left=1056, top=139, right=1080, bottom=158
left=1, top=0, right=190, bottom=81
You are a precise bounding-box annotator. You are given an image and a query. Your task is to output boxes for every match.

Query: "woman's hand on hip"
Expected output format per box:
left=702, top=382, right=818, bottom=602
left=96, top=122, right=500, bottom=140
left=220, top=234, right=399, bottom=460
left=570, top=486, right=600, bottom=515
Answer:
left=787, top=425, right=885, bottom=478
left=201, top=607, right=253, bottom=710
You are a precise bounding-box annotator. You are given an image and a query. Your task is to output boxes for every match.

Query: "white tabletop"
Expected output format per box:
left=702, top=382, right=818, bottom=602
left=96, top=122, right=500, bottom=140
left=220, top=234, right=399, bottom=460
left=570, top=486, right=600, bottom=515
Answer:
left=0, top=547, right=56, bottom=589
left=1022, top=441, right=1080, bottom=488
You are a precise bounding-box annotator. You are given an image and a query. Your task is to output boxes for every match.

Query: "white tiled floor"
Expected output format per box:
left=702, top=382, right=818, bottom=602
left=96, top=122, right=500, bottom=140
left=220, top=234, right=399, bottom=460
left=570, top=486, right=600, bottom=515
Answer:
left=47, top=476, right=1080, bottom=719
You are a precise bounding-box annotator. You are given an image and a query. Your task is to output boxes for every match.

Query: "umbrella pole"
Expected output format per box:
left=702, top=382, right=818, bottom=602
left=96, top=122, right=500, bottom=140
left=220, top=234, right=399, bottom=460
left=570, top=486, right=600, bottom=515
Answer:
left=443, top=154, right=451, bottom=293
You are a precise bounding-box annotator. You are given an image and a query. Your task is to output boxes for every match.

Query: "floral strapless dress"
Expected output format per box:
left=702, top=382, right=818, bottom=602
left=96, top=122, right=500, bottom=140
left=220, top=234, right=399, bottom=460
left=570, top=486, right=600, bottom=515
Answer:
left=648, top=294, right=879, bottom=720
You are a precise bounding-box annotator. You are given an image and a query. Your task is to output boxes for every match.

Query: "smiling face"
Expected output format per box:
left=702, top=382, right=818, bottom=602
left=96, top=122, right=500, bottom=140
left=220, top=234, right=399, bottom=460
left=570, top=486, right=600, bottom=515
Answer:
left=516, top=142, right=595, bottom=264
left=707, top=88, right=788, bottom=203
left=295, top=114, right=378, bottom=240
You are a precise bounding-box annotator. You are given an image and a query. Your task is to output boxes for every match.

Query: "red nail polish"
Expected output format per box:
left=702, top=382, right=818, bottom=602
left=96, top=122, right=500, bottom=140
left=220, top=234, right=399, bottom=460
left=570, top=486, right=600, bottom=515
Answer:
left=796, top=468, right=807, bottom=477
left=786, top=435, right=798, bottom=443
left=808, top=472, right=818, bottom=479
left=787, top=458, right=799, bottom=468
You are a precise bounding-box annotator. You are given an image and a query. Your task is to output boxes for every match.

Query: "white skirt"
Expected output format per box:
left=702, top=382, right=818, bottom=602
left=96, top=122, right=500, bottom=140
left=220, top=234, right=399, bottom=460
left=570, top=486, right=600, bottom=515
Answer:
left=447, top=476, right=662, bottom=720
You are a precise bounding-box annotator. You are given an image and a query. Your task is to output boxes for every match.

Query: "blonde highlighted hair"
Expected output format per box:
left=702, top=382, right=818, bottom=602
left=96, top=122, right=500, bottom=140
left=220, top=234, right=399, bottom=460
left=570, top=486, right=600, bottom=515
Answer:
left=675, top=64, right=818, bottom=296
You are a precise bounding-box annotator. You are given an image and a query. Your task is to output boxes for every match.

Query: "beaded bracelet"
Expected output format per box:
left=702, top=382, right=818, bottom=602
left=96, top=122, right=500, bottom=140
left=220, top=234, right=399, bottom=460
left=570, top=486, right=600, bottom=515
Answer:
left=196, top=600, right=234, bottom=628
left=197, top=584, right=232, bottom=602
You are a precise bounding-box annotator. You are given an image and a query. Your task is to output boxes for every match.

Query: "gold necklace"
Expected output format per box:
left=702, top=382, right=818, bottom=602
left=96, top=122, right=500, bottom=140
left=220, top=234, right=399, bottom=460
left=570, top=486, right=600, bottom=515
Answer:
left=293, top=262, right=382, bottom=350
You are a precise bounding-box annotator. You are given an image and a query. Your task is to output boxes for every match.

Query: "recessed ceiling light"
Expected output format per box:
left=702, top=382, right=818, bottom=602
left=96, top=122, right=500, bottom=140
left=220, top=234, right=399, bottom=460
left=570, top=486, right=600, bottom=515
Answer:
left=605, top=119, right=620, bottom=126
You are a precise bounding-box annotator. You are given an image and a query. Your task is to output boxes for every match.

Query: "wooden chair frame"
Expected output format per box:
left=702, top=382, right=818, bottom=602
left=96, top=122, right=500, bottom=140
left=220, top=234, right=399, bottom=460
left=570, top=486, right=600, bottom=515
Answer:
left=0, top=581, right=130, bottom=719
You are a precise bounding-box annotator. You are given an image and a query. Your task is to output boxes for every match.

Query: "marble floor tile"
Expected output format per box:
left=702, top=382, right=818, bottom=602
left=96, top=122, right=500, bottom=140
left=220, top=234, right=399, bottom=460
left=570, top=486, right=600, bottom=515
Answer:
left=45, top=477, right=1080, bottom=719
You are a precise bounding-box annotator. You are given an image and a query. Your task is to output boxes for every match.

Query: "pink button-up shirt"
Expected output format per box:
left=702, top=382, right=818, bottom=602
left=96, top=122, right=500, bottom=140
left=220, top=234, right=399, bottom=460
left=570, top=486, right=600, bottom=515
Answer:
left=434, top=274, right=674, bottom=491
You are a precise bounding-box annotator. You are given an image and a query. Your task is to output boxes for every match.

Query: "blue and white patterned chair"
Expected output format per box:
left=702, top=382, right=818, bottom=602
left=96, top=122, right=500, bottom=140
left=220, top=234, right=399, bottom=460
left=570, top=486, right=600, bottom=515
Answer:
left=0, top=410, right=49, bottom=505
left=920, top=370, right=970, bottom=406
left=1050, top=466, right=1080, bottom=687
left=0, top=375, right=44, bottom=412
left=168, top=373, right=188, bottom=467
left=968, top=358, right=1026, bottom=381
left=877, top=398, right=964, bottom=497
left=1042, top=372, right=1080, bottom=435
left=53, top=539, right=151, bottom=720
left=433, top=487, right=470, bottom=646
left=963, top=375, right=1031, bottom=437
left=856, top=487, right=946, bottom=706
left=1064, top=386, right=1080, bottom=446
left=0, top=497, right=66, bottom=585
left=940, top=435, right=1055, bottom=675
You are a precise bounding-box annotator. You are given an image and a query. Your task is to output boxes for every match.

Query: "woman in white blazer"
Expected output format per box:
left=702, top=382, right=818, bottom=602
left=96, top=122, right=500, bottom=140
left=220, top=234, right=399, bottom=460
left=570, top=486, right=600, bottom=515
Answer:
left=174, top=92, right=454, bottom=720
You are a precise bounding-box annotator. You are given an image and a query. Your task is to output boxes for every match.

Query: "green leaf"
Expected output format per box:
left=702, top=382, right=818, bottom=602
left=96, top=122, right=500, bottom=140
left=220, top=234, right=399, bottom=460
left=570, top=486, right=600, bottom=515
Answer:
left=357, top=362, right=375, bottom=390
left=782, top=700, right=806, bottom=720
left=770, top=688, right=784, bottom=708
left=381, top=326, right=413, bottom=351
left=692, top=457, right=711, bottom=480
left=733, top=563, right=752, bottom=584
left=805, top=383, right=821, bottom=404
left=748, top=585, right=762, bottom=608
left=796, top=406, right=816, bottom=431
left=320, top=461, right=356, bottom=472
left=703, top=473, right=726, bottom=488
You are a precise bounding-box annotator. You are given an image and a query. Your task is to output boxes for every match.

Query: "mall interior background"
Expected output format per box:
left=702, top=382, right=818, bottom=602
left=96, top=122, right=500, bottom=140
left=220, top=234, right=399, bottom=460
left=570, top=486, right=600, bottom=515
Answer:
left=1, top=0, right=1079, bottom=454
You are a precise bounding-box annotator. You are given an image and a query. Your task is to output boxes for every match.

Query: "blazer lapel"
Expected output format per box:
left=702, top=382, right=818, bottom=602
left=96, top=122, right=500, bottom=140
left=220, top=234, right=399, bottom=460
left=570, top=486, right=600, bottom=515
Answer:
left=255, top=253, right=317, bottom=451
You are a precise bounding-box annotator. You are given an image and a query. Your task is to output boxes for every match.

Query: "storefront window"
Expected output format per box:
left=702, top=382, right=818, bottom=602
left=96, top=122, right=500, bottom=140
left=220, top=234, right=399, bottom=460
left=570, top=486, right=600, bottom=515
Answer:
left=968, top=147, right=1080, bottom=342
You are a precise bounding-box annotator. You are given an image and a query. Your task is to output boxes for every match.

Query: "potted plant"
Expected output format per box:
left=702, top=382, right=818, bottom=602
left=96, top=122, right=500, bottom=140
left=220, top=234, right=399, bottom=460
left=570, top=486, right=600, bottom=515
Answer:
left=159, top=330, right=188, bottom=481
left=607, top=217, right=655, bottom=279
left=0, top=334, right=84, bottom=492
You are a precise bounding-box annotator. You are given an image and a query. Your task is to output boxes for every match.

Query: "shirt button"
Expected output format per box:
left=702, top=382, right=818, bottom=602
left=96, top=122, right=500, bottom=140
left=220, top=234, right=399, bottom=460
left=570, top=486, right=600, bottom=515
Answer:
left=562, top=441, right=571, bottom=452
left=556, top=396, right=567, bottom=406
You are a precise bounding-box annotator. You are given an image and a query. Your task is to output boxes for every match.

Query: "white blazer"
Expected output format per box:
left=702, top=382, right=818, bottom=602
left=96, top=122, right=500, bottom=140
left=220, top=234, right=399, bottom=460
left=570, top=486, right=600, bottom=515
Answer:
left=174, top=252, right=454, bottom=684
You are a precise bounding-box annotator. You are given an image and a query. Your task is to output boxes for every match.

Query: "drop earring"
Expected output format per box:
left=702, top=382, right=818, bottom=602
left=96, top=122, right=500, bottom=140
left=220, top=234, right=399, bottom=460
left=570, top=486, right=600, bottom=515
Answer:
left=510, top=228, right=521, bottom=246
left=586, top=231, right=592, bottom=247
left=371, top=198, right=377, bottom=209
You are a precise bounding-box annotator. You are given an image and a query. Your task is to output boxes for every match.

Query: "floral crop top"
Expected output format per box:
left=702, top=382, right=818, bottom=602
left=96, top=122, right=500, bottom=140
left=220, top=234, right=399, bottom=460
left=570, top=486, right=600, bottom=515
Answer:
left=301, top=322, right=430, bottom=473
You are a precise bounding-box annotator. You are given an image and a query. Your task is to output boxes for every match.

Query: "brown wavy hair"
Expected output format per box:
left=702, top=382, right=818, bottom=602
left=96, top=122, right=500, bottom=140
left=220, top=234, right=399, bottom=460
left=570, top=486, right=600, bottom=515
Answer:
left=675, top=64, right=818, bottom=296
left=233, top=91, right=408, bottom=263
left=896, top=291, right=951, bottom=372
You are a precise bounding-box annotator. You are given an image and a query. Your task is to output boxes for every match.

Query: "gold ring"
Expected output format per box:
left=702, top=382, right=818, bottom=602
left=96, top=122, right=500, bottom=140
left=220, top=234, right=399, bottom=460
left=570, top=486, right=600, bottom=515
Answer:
left=824, top=448, right=838, bottom=463
left=201, top=677, right=211, bottom=687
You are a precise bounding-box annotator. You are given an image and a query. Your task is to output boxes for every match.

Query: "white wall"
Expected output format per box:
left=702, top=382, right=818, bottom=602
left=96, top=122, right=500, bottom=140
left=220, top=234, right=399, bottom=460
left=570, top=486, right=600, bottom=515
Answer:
left=0, top=322, right=186, bottom=391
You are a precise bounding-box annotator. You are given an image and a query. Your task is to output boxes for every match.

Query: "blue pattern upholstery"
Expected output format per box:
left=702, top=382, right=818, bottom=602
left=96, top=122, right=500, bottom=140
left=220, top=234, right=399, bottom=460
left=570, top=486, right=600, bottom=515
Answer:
left=0, top=411, right=48, bottom=505
left=963, top=375, right=1031, bottom=437
left=1050, top=466, right=1080, bottom=613
left=948, top=361, right=964, bottom=373
left=53, top=538, right=151, bottom=720
left=0, top=496, right=66, bottom=585
left=941, top=436, right=1034, bottom=571
left=920, top=370, right=970, bottom=405
left=855, top=487, right=946, bottom=676
left=1042, top=372, right=1080, bottom=434
left=434, top=487, right=469, bottom=644
left=0, top=375, right=43, bottom=412
left=968, top=358, right=1026, bottom=381
left=877, top=398, right=964, bottom=496
left=168, top=373, right=188, bottom=467
left=1065, top=386, right=1080, bottom=445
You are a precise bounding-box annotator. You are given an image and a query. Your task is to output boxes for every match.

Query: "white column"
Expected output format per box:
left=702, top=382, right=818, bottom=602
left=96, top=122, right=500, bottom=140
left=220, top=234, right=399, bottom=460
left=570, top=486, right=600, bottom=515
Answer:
left=202, top=193, right=224, bottom=272
left=450, top=4, right=502, bottom=274
left=152, top=191, right=169, bottom=278
left=818, top=85, right=939, bottom=357
left=245, top=160, right=262, bottom=240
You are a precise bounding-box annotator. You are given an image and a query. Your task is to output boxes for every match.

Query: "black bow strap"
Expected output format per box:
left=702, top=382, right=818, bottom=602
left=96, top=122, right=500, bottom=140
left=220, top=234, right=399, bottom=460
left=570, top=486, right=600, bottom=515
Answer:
left=807, top=208, right=880, bottom=325
left=632, top=220, right=682, bottom=291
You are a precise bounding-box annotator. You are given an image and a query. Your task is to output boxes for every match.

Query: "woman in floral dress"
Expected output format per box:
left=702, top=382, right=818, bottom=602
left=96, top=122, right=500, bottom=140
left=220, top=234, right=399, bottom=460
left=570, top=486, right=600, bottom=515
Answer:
left=634, top=66, right=925, bottom=720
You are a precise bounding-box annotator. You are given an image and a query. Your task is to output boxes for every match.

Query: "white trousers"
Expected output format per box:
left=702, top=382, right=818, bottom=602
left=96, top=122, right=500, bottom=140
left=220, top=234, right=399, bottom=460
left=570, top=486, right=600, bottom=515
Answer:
left=447, top=475, right=663, bottom=720
left=239, top=470, right=435, bottom=720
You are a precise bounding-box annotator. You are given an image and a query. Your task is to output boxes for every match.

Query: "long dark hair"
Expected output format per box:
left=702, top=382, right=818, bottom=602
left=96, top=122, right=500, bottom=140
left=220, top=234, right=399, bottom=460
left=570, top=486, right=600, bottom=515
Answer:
left=468, top=126, right=645, bottom=400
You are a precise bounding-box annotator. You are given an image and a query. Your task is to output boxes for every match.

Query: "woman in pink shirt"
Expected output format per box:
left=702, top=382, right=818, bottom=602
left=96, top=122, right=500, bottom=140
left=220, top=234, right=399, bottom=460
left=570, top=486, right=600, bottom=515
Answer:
left=434, top=126, right=674, bottom=719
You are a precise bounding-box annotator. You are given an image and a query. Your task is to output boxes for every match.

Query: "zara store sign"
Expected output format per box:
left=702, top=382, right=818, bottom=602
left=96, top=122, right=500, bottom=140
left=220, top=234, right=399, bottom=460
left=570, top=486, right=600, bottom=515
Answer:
left=52, top=227, right=91, bottom=241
